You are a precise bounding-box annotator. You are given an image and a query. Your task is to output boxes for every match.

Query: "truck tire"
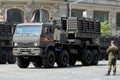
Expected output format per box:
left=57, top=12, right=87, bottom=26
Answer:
left=69, top=55, right=76, bottom=66
left=0, top=50, right=8, bottom=64
left=91, top=50, right=99, bottom=65
left=57, top=50, right=69, bottom=67
left=17, top=57, right=30, bottom=68
left=43, top=50, right=55, bottom=68
left=81, top=50, right=92, bottom=66
left=33, top=57, right=42, bottom=68
left=8, top=50, right=16, bottom=64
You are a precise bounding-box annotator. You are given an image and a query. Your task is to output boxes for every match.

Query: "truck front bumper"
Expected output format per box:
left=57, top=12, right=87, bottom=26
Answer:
left=13, top=48, right=44, bottom=57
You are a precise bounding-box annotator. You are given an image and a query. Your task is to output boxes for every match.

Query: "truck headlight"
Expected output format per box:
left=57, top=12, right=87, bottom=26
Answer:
left=14, top=43, right=18, bottom=46
left=34, top=43, right=39, bottom=46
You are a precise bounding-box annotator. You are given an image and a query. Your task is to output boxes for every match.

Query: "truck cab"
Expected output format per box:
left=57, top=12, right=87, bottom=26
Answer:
left=13, top=23, right=54, bottom=56
left=13, top=22, right=57, bottom=68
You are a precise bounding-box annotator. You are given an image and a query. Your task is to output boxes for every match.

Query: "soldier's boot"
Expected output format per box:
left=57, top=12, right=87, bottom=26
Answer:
left=105, top=71, right=110, bottom=76
left=113, top=72, right=116, bottom=76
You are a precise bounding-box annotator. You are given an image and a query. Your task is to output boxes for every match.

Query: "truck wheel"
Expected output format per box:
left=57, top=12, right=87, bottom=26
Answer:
left=43, top=50, right=55, bottom=68
left=0, top=50, right=8, bottom=64
left=91, top=50, right=99, bottom=65
left=57, top=50, right=69, bottom=67
left=69, top=55, right=76, bottom=66
left=8, top=50, right=16, bottom=64
left=17, top=57, right=30, bottom=68
left=33, top=57, right=42, bottom=68
left=81, top=50, right=92, bottom=66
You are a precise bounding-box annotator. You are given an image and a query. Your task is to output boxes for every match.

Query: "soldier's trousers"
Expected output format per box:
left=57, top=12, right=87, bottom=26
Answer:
left=108, top=58, right=117, bottom=73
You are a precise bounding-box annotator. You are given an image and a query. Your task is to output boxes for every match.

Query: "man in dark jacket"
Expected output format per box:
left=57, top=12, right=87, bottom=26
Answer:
left=106, top=40, right=118, bottom=76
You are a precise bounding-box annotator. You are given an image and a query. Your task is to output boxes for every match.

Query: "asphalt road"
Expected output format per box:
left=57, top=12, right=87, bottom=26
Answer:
left=0, top=60, right=120, bottom=80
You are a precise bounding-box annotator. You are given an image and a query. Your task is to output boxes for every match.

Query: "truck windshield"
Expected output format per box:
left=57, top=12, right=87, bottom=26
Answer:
left=15, top=25, right=42, bottom=34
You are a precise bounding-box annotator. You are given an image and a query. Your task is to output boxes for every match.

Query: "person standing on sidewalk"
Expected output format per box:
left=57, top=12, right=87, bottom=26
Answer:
left=106, top=40, right=119, bottom=76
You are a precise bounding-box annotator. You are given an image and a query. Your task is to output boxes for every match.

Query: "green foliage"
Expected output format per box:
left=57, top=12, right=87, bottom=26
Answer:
left=100, top=21, right=111, bottom=35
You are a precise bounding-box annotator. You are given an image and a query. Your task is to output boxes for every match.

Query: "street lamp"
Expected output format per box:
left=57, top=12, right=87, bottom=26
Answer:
left=69, top=0, right=83, bottom=17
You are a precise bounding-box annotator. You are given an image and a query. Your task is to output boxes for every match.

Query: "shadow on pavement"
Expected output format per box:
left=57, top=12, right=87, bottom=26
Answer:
left=97, top=64, right=107, bottom=66
left=27, top=64, right=107, bottom=69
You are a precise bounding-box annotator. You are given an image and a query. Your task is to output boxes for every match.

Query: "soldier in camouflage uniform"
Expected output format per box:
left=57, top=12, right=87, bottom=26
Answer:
left=106, top=40, right=118, bottom=76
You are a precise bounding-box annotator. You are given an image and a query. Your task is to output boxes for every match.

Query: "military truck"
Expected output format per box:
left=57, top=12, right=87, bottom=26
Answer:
left=98, top=35, right=120, bottom=60
left=13, top=17, right=101, bottom=68
left=0, top=22, right=16, bottom=64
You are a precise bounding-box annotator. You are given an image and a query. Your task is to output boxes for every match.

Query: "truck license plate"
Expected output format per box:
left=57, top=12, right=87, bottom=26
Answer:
left=22, top=52, right=29, bottom=55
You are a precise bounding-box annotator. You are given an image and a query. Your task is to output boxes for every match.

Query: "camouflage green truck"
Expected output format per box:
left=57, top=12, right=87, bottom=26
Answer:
left=99, top=36, right=120, bottom=60
left=0, top=22, right=16, bottom=64
left=13, top=17, right=101, bottom=68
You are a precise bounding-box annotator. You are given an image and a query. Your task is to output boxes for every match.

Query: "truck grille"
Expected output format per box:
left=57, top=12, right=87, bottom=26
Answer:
left=18, top=43, right=34, bottom=47
left=20, top=48, right=31, bottom=52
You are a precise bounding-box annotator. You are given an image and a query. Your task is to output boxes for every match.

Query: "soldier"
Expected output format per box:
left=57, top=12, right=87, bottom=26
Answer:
left=106, top=40, right=118, bottom=76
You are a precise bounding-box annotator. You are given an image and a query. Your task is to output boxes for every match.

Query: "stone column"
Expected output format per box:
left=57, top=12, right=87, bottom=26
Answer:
left=109, top=11, right=116, bottom=36
left=59, top=4, right=68, bottom=17
left=24, top=2, right=33, bottom=22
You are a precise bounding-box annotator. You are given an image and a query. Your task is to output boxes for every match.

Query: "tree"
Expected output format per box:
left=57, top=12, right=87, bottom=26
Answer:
left=100, top=21, right=111, bottom=35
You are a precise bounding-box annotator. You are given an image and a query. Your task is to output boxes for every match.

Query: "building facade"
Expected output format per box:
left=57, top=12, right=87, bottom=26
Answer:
left=0, top=0, right=120, bottom=35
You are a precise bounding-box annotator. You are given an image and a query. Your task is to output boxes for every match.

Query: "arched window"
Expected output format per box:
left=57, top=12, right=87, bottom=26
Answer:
left=7, top=9, right=24, bottom=23
left=32, top=9, right=49, bottom=23
left=42, top=9, right=49, bottom=23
